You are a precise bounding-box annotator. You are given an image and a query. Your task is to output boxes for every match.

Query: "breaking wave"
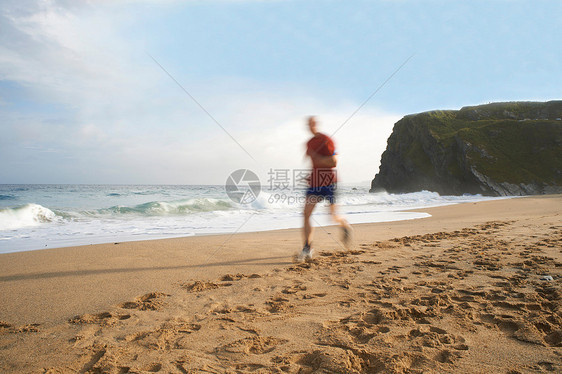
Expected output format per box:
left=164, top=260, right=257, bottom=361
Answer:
left=96, top=198, right=235, bottom=216
left=0, top=204, right=59, bottom=230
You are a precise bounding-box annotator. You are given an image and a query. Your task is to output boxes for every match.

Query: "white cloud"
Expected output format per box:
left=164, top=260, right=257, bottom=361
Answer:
left=0, top=0, right=400, bottom=184
left=203, top=92, right=399, bottom=184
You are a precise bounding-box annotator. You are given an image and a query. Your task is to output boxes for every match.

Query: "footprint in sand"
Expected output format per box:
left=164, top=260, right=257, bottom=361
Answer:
left=478, top=313, right=550, bottom=345
left=124, top=318, right=202, bottom=350
left=69, top=311, right=131, bottom=326
left=119, top=292, right=169, bottom=311
left=0, top=321, right=40, bottom=333
left=266, top=296, right=294, bottom=314
left=220, top=273, right=262, bottom=281
left=219, top=336, right=288, bottom=355
left=303, top=292, right=328, bottom=300
left=408, top=326, right=467, bottom=351
left=181, top=280, right=232, bottom=292
left=297, top=347, right=382, bottom=373
left=282, top=283, right=307, bottom=295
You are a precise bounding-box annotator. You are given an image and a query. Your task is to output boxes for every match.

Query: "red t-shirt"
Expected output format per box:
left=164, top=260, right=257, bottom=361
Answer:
left=307, top=133, right=337, bottom=187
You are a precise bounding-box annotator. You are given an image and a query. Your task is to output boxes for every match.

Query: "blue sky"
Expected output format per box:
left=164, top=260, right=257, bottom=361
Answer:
left=1, top=0, right=560, bottom=185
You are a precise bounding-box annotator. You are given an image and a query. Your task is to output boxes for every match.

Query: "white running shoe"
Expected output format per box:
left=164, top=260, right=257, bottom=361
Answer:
left=298, top=245, right=314, bottom=262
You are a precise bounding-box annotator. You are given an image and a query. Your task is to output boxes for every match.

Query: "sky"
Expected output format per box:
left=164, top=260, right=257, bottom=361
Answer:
left=1, top=0, right=560, bottom=186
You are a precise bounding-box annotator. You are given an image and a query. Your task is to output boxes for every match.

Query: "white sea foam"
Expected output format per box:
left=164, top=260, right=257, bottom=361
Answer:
left=0, top=204, right=59, bottom=230
left=95, top=198, right=234, bottom=216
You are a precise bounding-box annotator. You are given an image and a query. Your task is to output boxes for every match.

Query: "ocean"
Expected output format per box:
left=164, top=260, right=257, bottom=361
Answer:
left=0, top=184, right=502, bottom=254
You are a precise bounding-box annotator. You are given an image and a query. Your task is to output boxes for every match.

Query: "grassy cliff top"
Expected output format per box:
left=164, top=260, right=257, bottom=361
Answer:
left=398, top=101, right=562, bottom=185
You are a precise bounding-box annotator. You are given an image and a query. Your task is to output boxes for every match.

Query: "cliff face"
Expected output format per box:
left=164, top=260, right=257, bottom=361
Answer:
left=370, top=101, right=562, bottom=196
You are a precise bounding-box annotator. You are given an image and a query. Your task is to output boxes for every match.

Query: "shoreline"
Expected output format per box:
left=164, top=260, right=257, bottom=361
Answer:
left=0, top=210, right=432, bottom=255
left=1, top=194, right=560, bottom=373
left=0, top=187, right=504, bottom=255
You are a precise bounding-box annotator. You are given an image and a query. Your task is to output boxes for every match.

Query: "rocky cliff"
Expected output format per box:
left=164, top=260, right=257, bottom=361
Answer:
left=370, top=101, right=562, bottom=196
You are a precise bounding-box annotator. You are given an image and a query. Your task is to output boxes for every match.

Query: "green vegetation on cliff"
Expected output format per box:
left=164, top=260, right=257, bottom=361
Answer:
left=371, top=101, right=562, bottom=196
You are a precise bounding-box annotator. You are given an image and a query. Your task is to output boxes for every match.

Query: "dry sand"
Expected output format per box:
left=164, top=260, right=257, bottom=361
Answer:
left=0, top=195, right=560, bottom=373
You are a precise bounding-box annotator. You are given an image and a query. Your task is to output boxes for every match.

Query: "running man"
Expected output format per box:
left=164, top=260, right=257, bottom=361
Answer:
left=299, top=116, right=352, bottom=261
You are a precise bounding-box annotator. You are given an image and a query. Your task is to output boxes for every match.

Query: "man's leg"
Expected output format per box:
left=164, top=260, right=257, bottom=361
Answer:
left=329, top=203, right=352, bottom=246
left=328, top=202, right=348, bottom=227
left=303, top=194, right=317, bottom=247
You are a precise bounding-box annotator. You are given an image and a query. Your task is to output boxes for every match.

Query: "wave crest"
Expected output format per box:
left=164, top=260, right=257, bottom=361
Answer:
left=98, top=198, right=235, bottom=216
left=0, top=204, right=58, bottom=230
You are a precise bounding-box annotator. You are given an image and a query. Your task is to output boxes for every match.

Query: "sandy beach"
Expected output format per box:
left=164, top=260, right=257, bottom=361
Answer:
left=0, top=195, right=560, bottom=373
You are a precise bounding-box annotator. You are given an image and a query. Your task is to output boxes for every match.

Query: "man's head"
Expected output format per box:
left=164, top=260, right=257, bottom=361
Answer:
left=307, top=116, right=318, bottom=135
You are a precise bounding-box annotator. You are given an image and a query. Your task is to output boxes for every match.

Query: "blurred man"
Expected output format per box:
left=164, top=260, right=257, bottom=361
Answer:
left=300, top=116, right=352, bottom=261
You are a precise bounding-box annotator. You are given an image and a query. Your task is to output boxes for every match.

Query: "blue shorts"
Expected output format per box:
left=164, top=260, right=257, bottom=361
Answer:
left=306, top=184, right=337, bottom=204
